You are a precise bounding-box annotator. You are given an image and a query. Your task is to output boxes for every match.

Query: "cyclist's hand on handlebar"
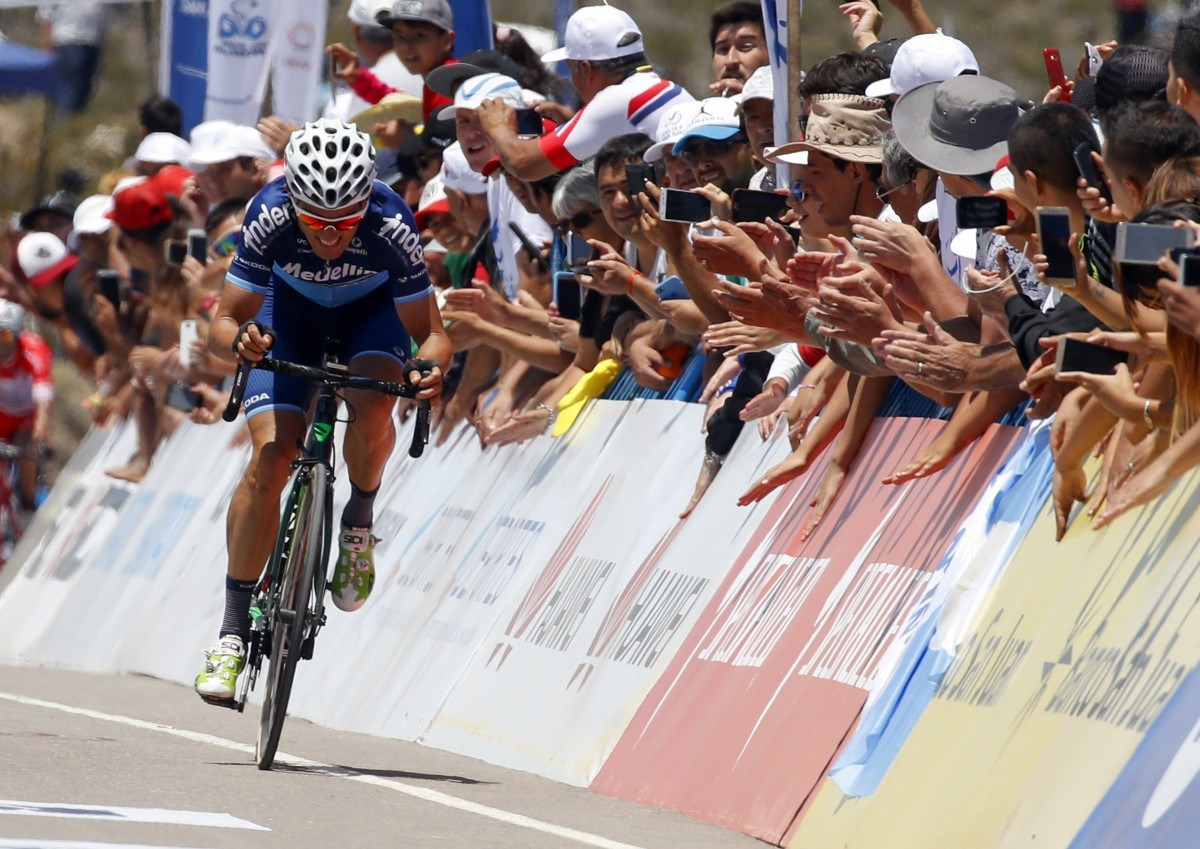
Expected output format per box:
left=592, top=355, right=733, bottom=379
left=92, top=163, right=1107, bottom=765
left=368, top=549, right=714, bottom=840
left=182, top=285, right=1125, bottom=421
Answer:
left=233, top=320, right=275, bottom=363
left=405, top=358, right=444, bottom=400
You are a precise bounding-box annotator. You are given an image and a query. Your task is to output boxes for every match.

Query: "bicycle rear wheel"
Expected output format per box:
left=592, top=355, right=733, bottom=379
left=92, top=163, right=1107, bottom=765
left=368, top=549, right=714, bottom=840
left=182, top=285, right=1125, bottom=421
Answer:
left=256, top=464, right=328, bottom=770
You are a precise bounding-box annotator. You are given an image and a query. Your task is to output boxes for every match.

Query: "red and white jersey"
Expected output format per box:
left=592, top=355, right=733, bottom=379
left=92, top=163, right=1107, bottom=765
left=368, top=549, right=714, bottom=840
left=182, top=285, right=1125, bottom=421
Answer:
left=0, top=332, right=53, bottom=418
left=539, top=72, right=693, bottom=170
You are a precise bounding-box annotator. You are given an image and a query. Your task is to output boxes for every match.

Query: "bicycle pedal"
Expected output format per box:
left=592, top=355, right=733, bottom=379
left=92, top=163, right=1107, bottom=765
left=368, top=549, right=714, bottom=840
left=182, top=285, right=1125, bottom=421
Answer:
left=301, top=634, right=316, bottom=660
left=199, top=694, right=240, bottom=710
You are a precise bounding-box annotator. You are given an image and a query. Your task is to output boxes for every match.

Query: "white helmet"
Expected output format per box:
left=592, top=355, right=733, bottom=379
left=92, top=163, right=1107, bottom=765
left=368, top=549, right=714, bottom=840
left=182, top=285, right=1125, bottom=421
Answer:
left=284, top=118, right=377, bottom=210
left=0, top=299, right=25, bottom=335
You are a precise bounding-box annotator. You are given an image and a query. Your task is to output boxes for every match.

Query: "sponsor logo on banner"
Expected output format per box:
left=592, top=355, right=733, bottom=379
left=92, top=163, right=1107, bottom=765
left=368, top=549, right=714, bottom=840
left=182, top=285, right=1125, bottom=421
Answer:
left=216, top=0, right=269, bottom=55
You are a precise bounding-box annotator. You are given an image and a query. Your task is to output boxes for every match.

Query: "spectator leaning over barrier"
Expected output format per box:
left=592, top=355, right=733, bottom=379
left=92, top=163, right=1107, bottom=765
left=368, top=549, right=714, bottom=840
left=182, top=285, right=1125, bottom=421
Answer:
left=708, top=1, right=769, bottom=97
left=187, top=125, right=278, bottom=209
left=477, top=5, right=694, bottom=181
left=14, top=231, right=96, bottom=376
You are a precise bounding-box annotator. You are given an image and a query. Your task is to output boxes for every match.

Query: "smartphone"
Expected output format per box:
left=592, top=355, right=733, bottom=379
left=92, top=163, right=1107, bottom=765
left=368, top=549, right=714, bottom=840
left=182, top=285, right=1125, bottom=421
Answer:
left=956, top=196, right=1008, bottom=230
left=96, top=269, right=121, bottom=310
left=626, top=163, right=655, bottom=201
left=1054, top=337, right=1129, bottom=375
left=552, top=271, right=583, bottom=320
left=659, top=188, right=712, bottom=224
left=164, top=382, right=202, bottom=412
left=731, top=188, right=790, bottom=224
left=1072, top=142, right=1110, bottom=203
left=515, top=108, right=543, bottom=137
left=1036, top=206, right=1075, bottom=287
left=178, top=319, right=200, bottom=369
left=187, top=228, right=208, bottom=263
left=507, top=221, right=546, bottom=270
left=1115, top=222, right=1196, bottom=265
left=1085, top=41, right=1103, bottom=76
left=1043, top=47, right=1071, bottom=102
left=566, top=233, right=595, bottom=273
left=164, top=239, right=187, bottom=267
left=1180, top=251, right=1200, bottom=286
left=654, top=274, right=690, bottom=301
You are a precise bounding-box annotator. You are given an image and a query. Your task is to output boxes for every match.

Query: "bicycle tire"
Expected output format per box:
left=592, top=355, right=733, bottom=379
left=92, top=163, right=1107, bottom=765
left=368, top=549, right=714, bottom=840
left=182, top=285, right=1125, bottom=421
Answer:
left=256, top=464, right=328, bottom=769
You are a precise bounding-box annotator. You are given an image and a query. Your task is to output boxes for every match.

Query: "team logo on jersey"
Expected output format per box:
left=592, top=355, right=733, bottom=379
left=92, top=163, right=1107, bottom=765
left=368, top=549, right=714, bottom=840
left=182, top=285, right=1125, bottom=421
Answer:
left=242, top=201, right=291, bottom=252
left=380, top=213, right=424, bottom=266
left=280, top=261, right=372, bottom=283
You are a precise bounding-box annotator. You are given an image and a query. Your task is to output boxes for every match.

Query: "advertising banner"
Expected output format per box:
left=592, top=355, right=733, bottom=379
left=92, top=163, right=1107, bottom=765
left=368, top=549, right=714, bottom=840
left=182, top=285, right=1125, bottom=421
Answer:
left=160, top=0, right=209, bottom=134
left=204, top=0, right=277, bottom=124
left=267, top=0, right=327, bottom=123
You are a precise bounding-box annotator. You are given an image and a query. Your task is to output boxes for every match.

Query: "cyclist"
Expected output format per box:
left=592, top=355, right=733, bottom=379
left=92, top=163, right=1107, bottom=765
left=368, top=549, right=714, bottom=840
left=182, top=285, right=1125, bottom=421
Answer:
left=0, top=300, right=52, bottom=518
left=195, top=118, right=451, bottom=703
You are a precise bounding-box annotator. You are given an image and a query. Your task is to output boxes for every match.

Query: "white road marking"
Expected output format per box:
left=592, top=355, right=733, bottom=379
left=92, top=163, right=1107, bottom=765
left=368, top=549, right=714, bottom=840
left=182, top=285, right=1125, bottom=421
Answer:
left=0, top=800, right=263, bottom=831
left=0, top=692, right=653, bottom=849
left=0, top=840, right=208, bottom=849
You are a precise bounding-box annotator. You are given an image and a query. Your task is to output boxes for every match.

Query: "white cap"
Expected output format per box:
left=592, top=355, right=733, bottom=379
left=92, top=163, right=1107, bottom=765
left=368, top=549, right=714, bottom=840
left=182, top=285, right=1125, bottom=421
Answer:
left=740, top=66, right=773, bottom=103
left=187, top=124, right=275, bottom=169
left=135, top=132, right=192, bottom=165
left=67, top=194, right=113, bottom=251
left=17, top=232, right=76, bottom=287
left=864, top=33, right=980, bottom=99
left=415, top=176, right=450, bottom=227
left=645, top=100, right=703, bottom=162
left=541, top=6, right=644, bottom=64
left=440, top=142, right=488, bottom=194
left=670, top=97, right=742, bottom=155
left=436, top=72, right=525, bottom=121
left=188, top=119, right=236, bottom=151
left=950, top=228, right=980, bottom=259
left=348, top=0, right=391, bottom=26
left=917, top=198, right=939, bottom=223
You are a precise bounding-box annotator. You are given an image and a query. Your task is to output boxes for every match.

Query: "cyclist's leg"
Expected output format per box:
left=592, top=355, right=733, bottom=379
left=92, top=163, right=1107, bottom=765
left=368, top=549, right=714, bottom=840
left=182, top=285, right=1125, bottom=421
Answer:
left=329, top=289, right=411, bottom=611
left=10, top=419, right=36, bottom=511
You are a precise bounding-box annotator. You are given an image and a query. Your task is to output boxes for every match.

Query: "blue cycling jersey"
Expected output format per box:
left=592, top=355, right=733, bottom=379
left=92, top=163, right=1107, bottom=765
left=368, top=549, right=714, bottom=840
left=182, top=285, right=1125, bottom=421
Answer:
left=226, top=176, right=433, bottom=309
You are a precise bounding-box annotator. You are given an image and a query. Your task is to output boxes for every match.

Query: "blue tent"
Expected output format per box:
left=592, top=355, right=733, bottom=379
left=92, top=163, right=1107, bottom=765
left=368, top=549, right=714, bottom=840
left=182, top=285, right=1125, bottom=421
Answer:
left=0, top=37, right=55, bottom=96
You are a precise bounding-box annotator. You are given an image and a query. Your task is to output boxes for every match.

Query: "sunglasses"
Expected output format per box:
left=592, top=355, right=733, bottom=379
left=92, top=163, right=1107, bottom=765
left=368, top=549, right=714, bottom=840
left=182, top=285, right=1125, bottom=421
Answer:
left=678, top=138, right=744, bottom=164
left=789, top=179, right=806, bottom=203
left=292, top=204, right=366, bottom=232
left=555, top=209, right=596, bottom=236
left=211, top=227, right=241, bottom=259
left=875, top=180, right=912, bottom=202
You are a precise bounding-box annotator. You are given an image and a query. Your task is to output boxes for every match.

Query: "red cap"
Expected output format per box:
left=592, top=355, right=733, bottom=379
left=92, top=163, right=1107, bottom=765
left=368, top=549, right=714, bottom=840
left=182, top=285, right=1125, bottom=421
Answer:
left=107, top=179, right=172, bottom=231
left=481, top=156, right=503, bottom=178
left=154, top=164, right=195, bottom=199
left=414, top=199, right=451, bottom=230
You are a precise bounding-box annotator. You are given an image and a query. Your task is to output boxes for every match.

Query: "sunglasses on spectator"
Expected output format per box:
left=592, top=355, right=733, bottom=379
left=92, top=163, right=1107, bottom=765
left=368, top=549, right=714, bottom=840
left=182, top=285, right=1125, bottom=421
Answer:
left=211, top=227, right=241, bottom=259
left=679, top=138, right=744, bottom=164
left=292, top=204, right=366, bottom=232
left=875, top=180, right=912, bottom=202
left=555, top=209, right=596, bottom=236
left=789, top=180, right=806, bottom=203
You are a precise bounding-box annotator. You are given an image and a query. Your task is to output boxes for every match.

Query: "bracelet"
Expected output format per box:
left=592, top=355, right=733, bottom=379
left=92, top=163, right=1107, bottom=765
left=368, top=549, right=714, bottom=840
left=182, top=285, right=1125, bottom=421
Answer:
left=1143, top=398, right=1156, bottom=431
left=625, top=269, right=639, bottom=295
left=536, top=402, right=557, bottom=434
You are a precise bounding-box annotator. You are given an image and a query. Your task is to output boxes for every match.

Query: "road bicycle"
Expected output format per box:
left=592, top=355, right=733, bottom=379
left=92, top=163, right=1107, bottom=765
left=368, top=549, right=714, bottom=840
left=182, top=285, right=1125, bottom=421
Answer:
left=0, top=441, right=48, bottom=568
left=217, top=350, right=430, bottom=769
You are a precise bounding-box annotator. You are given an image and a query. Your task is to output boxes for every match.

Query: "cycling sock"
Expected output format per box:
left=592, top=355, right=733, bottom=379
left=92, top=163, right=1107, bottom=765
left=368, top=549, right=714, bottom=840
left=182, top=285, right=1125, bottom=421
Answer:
left=219, top=576, right=258, bottom=642
left=341, top=481, right=378, bottom=529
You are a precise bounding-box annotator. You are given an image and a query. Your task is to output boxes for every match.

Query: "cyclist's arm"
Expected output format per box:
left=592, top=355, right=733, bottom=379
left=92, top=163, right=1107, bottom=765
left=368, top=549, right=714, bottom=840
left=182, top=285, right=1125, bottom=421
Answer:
left=208, top=285, right=266, bottom=363
left=395, top=293, right=453, bottom=392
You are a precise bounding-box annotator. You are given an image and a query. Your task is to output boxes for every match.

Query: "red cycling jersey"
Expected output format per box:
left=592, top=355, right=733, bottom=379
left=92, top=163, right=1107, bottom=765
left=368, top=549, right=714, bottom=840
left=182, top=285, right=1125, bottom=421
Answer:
left=0, top=332, right=53, bottom=441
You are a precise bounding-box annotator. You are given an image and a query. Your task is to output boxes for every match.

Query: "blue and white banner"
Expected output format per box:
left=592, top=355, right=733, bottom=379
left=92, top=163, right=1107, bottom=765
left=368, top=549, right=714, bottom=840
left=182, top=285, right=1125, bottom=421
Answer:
left=204, top=0, right=277, bottom=124
left=160, top=0, right=209, bottom=134
left=759, top=0, right=791, bottom=183
left=448, top=0, right=493, bottom=55
left=268, top=0, right=326, bottom=123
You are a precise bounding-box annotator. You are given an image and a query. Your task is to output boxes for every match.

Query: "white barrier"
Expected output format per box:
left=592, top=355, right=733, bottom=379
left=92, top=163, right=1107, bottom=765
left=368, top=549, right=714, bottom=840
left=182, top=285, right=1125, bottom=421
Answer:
left=0, top=400, right=793, bottom=784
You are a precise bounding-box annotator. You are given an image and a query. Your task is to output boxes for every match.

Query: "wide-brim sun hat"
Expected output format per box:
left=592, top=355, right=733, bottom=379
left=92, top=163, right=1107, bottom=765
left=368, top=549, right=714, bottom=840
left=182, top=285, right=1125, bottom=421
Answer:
left=766, top=94, right=889, bottom=165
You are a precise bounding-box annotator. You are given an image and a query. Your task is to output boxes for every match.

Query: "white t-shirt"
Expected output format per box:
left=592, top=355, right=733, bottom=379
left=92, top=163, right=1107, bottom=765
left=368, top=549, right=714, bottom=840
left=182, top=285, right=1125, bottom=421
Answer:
left=323, top=53, right=422, bottom=123
left=538, top=72, right=693, bottom=170
left=486, top=177, right=554, bottom=302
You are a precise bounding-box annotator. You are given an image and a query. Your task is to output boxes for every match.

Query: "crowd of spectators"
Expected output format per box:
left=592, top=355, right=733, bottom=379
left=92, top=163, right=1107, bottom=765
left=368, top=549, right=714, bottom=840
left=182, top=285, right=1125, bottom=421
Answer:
left=2, top=0, right=1200, bottom=542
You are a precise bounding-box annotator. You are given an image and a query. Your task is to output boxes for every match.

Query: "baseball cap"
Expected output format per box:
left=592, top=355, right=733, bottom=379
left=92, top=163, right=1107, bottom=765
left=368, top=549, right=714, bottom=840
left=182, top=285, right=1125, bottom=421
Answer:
left=671, top=97, right=743, bottom=155
left=440, top=142, right=488, bottom=194
left=187, top=124, right=275, bottom=169
left=863, top=37, right=906, bottom=68
left=378, top=0, right=454, bottom=32
left=645, top=100, right=703, bottom=162
left=541, top=6, right=644, bottom=64
left=67, top=194, right=114, bottom=251
left=348, top=0, right=391, bottom=27
left=767, top=94, right=890, bottom=165
left=436, top=72, right=524, bottom=121
left=17, top=232, right=78, bottom=287
left=1094, top=44, right=1169, bottom=115
left=419, top=116, right=457, bottom=149
left=19, top=190, right=78, bottom=232
left=865, top=33, right=979, bottom=99
left=135, top=132, right=192, bottom=165
left=153, top=164, right=195, bottom=199
left=414, top=176, right=450, bottom=228
left=107, top=178, right=173, bottom=231
left=427, top=49, right=524, bottom=97
left=740, top=66, right=773, bottom=103
left=892, top=75, right=1027, bottom=176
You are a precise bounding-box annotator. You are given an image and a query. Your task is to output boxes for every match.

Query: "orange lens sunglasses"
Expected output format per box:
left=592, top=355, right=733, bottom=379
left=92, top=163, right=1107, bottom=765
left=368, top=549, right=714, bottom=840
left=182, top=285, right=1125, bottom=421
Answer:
left=292, top=205, right=366, bottom=231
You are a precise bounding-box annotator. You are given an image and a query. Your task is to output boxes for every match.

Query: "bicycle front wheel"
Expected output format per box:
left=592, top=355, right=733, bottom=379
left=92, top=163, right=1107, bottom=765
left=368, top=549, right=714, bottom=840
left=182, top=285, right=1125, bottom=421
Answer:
left=256, top=464, right=328, bottom=770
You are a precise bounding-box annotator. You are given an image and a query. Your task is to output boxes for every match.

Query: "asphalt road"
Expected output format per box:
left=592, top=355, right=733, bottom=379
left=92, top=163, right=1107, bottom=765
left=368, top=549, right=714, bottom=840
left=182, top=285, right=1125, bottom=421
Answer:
left=0, top=664, right=767, bottom=849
